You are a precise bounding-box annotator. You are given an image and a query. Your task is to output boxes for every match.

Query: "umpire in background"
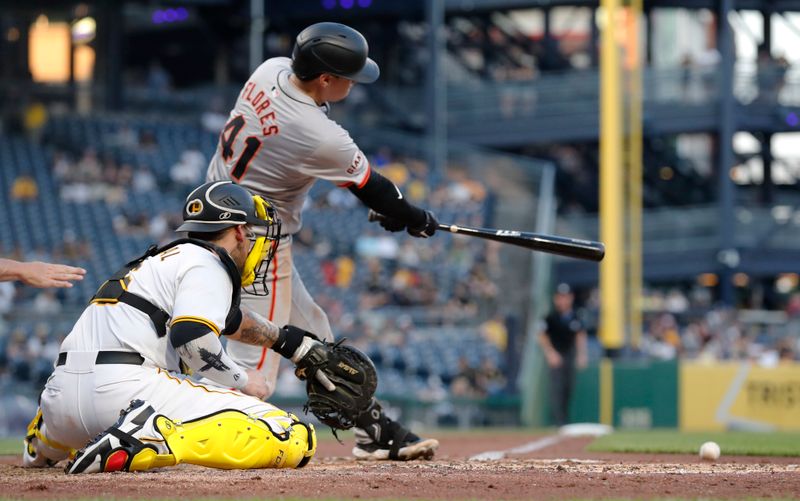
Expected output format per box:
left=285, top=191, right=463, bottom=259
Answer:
left=538, top=283, right=588, bottom=426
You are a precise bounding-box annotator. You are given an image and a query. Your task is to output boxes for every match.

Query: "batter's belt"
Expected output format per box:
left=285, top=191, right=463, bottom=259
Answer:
left=56, top=351, right=145, bottom=367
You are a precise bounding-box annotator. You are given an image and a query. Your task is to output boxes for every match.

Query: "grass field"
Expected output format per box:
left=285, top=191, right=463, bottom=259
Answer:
left=0, top=438, right=18, bottom=456
left=587, top=430, right=800, bottom=456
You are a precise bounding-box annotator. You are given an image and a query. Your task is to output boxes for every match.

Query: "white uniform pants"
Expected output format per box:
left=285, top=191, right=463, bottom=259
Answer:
left=225, top=235, right=334, bottom=397
left=40, top=351, right=284, bottom=451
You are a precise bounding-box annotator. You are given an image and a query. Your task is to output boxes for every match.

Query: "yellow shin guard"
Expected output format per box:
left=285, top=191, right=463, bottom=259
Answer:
left=154, top=409, right=316, bottom=469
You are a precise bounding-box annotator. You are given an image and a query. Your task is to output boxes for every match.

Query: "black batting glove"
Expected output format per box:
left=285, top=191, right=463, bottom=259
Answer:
left=407, top=210, right=438, bottom=238
left=378, top=216, right=406, bottom=232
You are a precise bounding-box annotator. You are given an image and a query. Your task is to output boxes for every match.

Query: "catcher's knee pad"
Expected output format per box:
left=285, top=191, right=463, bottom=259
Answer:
left=156, top=408, right=316, bottom=469
left=23, top=408, right=72, bottom=468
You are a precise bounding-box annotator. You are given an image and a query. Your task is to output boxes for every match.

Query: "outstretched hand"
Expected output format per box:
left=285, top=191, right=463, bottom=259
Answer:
left=10, top=260, right=86, bottom=288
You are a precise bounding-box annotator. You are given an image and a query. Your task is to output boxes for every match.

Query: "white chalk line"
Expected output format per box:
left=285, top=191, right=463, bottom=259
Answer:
left=469, top=435, right=564, bottom=461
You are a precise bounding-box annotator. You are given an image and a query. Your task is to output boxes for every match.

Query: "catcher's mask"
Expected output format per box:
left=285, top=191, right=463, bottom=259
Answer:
left=176, top=181, right=281, bottom=295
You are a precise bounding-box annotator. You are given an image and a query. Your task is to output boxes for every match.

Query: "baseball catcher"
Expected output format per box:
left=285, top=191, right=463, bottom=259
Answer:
left=23, top=181, right=322, bottom=473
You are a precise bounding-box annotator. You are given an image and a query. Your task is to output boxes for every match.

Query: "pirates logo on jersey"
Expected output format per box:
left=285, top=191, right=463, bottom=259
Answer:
left=186, top=199, right=203, bottom=216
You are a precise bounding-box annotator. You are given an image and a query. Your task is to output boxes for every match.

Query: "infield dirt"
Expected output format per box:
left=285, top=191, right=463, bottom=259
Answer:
left=2, top=434, right=798, bottom=500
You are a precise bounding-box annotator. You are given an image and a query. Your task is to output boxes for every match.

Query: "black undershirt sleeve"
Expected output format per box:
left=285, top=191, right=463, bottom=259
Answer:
left=348, top=170, right=426, bottom=227
left=170, top=321, right=214, bottom=348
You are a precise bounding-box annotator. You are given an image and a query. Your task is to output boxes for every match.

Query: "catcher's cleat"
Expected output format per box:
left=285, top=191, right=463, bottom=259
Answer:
left=352, top=401, right=438, bottom=461
left=65, top=400, right=173, bottom=474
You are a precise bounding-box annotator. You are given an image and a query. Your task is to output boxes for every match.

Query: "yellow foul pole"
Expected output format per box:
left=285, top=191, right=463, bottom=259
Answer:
left=626, top=0, right=643, bottom=348
left=600, top=0, right=625, bottom=351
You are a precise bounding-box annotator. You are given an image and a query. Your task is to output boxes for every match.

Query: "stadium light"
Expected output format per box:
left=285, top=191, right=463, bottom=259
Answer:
left=776, top=273, right=798, bottom=293
left=29, top=15, right=70, bottom=83
left=321, top=0, right=372, bottom=10
left=152, top=7, right=189, bottom=25
left=697, top=273, right=718, bottom=287
left=71, top=17, right=96, bottom=44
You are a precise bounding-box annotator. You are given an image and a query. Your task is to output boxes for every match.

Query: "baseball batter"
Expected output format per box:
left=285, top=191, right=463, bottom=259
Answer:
left=206, top=22, right=439, bottom=460
left=22, top=181, right=331, bottom=473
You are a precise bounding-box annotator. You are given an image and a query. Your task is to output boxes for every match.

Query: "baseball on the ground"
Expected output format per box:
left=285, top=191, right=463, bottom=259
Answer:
left=699, top=441, right=721, bottom=461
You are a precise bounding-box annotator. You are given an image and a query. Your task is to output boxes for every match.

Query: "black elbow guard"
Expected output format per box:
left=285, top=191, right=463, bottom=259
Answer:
left=170, top=321, right=216, bottom=348
left=348, top=171, right=426, bottom=227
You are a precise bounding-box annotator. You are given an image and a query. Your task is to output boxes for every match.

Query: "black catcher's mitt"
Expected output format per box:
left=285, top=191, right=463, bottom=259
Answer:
left=294, top=339, right=378, bottom=430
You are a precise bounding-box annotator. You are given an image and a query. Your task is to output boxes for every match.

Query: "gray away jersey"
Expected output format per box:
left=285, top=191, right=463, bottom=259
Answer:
left=206, top=57, right=370, bottom=235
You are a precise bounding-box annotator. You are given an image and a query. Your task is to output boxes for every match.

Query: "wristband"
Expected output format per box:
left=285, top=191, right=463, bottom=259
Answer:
left=272, top=325, right=306, bottom=359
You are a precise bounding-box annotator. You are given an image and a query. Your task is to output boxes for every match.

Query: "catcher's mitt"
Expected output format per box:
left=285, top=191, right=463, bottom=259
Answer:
left=294, top=339, right=377, bottom=430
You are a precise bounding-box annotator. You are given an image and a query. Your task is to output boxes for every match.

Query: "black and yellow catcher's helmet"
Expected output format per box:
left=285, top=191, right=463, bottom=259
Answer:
left=177, top=181, right=281, bottom=296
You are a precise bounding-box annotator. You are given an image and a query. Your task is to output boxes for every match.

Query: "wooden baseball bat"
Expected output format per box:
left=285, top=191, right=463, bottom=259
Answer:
left=368, top=210, right=605, bottom=262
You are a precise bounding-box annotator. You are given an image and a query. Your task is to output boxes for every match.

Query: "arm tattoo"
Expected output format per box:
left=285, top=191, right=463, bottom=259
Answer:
left=237, top=309, right=281, bottom=347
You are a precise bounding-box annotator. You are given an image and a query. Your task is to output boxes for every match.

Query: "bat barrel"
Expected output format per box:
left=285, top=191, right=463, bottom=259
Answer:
left=530, top=236, right=605, bottom=261
left=443, top=223, right=604, bottom=262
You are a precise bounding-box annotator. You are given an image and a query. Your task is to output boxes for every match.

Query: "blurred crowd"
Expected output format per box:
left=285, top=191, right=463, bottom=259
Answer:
left=0, top=253, right=73, bottom=388
left=261, top=14, right=587, bottom=89
left=638, top=287, right=800, bottom=366
left=0, top=321, right=63, bottom=389
left=566, top=285, right=800, bottom=366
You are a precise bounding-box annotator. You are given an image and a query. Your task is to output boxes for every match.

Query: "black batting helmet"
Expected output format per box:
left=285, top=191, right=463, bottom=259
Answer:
left=291, top=22, right=379, bottom=84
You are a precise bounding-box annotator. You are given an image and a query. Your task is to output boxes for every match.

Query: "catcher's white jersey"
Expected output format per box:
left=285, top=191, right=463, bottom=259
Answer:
left=206, top=57, right=370, bottom=235
left=59, top=243, right=233, bottom=371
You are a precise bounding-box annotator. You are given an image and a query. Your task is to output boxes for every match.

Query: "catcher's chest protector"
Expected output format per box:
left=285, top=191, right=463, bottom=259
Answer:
left=91, top=238, right=244, bottom=336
